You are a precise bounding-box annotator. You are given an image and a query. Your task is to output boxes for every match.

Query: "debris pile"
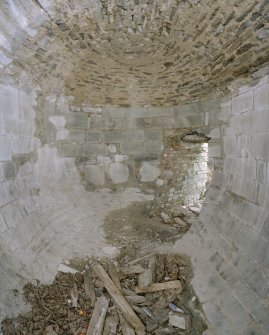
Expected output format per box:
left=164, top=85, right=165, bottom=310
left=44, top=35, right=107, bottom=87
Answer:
left=150, top=203, right=202, bottom=230
left=2, top=254, right=206, bottom=335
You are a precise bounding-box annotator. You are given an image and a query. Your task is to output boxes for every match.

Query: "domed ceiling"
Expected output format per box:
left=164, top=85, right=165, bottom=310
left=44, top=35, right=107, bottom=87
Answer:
left=0, top=0, right=269, bottom=106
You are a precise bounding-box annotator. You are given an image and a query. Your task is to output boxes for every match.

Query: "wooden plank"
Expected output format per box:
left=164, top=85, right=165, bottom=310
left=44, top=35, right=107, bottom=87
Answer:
left=86, top=295, right=110, bottom=335
left=121, top=264, right=145, bottom=275
left=84, top=269, right=96, bottom=303
left=93, top=263, right=145, bottom=335
left=134, top=280, right=182, bottom=294
left=126, top=295, right=147, bottom=304
left=109, top=261, right=122, bottom=291
left=70, top=283, right=79, bottom=308
left=126, top=254, right=154, bottom=266
left=119, top=313, right=135, bottom=335
left=103, top=314, right=119, bottom=335
left=138, top=256, right=155, bottom=288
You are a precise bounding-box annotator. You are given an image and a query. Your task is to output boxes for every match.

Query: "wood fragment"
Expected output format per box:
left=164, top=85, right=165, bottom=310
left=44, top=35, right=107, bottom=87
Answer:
left=138, top=256, right=155, bottom=288
left=134, top=280, right=182, bottom=294
left=121, top=265, right=146, bottom=275
left=93, top=263, right=145, bottom=335
left=126, top=254, right=154, bottom=266
left=119, top=313, right=136, bottom=335
left=109, top=261, right=122, bottom=291
left=122, top=288, right=137, bottom=296
left=103, top=314, right=119, bottom=335
left=84, top=269, right=96, bottom=303
left=126, top=295, right=147, bottom=304
left=146, top=314, right=170, bottom=332
left=86, top=295, right=110, bottom=335
left=70, top=283, right=79, bottom=308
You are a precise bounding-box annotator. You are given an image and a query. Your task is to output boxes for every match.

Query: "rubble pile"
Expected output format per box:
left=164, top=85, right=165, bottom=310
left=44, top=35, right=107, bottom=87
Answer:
left=150, top=203, right=202, bottom=230
left=2, top=254, right=206, bottom=335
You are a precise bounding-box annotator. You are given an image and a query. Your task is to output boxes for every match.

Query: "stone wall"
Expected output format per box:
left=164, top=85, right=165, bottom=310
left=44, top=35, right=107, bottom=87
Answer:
left=41, top=97, right=221, bottom=205
left=0, top=83, right=37, bottom=243
left=156, top=129, right=210, bottom=207
left=1, top=1, right=269, bottom=106
left=175, top=75, right=269, bottom=335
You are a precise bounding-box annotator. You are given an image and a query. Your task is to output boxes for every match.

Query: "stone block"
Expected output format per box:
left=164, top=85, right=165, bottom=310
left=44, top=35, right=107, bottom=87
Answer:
left=86, top=130, right=103, bottom=143
left=231, top=175, right=258, bottom=203
left=59, top=144, right=81, bottom=157
left=250, top=133, right=269, bottom=160
left=257, top=160, right=267, bottom=183
left=232, top=90, right=253, bottom=114
left=104, top=130, right=125, bottom=143
left=256, top=183, right=269, bottom=207
left=220, top=96, right=232, bottom=116
left=255, top=83, right=269, bottom=108
left=174, top=114, right=204, bottom=127
left=1, top=200, right=23, bottom=229
left=84, top=164, right=105, bottom=186
left=2, top=161, right=16, bottom=179
left=143, top=142, right=163, bottom=154
left=251, top=304, right=269, bottom=334
left=65, top=112, right=88, bottom=128
left=144, top=129, right=163, bottom=142
left=107, top=144, right=119, bottom=154
left=254, top=109, right=269, bottom=132
left=208, top=143, right=221, bottom=158
left=0, top=84, right=18, bottom=116
left=114, top=154, right=128, bottom=163
left=126, top=130, right=144, bottom=142
left=216, top=292, right=253, bottom=330
left=129, top=117, right=173, bottom=129
left=233, top=280, right=262, bottom=312
left=0, top=114, right=5, bottom=135
left=125, top=107, right=149, bottom=118
left=12, top=137, right=33, bottom=155
left=108, top=163, right=129, bottom=184
left=245, top=268, right=269, bottom=300
left=102, top=108, right=126, bottom=118
left=82, top=143, right=107, bottom=156
left=139, top=161, right=160, bottom=182
left=223, top=136, right=237, bottom=156
left=0, top=136, right=12, bottom=161
left=90, top=117, right=126, bottom=130
left=82, top=106, right=102, bottom=114
left=5, top=117, right=33, bottom=137
left=147, top=107, right=174, bottom=117
left=0, top=211, right=8, bottom=233
left=174, top=103, right=199, bottom=114
left=222, top=113, right=241, bottom=136
left=0, top=181, right=16, bottom=207
left=121, top=142, right=143, bottom=154
left=67, top=130, right=85, bottom=144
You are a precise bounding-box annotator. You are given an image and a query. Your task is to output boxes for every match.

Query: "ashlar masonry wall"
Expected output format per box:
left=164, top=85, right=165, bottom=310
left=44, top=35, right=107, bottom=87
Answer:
left=176, top=75, right=269, bottom=335
left=41, top=96, right=222, bottom=204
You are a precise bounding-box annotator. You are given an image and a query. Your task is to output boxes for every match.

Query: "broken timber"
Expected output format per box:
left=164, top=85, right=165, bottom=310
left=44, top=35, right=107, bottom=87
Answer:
left=84, top=269, right=96, bottom=303
left=134, top=280, right=182, bottom=294
left=86, top=295, right=110, bottom=335
left=92, top=263, right=146, bottom=335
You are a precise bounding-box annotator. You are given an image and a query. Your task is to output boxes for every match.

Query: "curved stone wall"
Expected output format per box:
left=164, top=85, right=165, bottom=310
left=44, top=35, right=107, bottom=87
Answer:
left=175, top=76, right=269, bottom=335
left=0, top=1, right=269, bottom=335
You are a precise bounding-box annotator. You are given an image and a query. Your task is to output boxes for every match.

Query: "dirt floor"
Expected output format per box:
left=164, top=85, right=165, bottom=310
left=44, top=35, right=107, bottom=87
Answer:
left=1, top=201, right=206, bottom=335
left=103, top=202, right=190, bottom=259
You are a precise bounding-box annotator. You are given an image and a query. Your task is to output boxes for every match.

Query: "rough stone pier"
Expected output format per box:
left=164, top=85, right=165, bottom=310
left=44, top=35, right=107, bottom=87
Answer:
left=0, top=1, right=269, bottom=334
